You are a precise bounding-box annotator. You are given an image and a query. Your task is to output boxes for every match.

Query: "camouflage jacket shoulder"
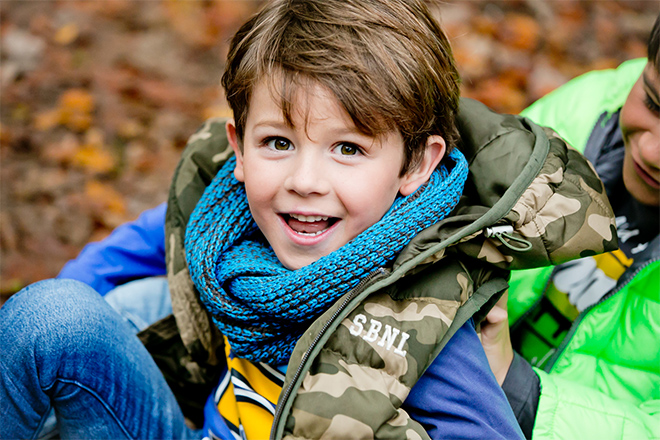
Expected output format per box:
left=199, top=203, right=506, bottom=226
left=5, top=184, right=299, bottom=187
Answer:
left=162, top=98, right=616, bottom=439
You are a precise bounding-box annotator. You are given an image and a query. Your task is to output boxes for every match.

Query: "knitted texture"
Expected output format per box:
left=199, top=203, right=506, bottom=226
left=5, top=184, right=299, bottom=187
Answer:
left=185, top=149, right=468, bottom=364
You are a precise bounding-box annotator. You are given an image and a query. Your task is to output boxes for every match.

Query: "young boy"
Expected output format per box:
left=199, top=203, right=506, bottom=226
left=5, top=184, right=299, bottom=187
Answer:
left=1, top=0, right=615, bottom=438
left=481, top=13, right=660, bottom=440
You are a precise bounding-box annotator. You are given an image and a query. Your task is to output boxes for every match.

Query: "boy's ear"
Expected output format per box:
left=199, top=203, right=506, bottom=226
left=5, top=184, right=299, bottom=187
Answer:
left=399, top=135, right=446, bottom=196
left=226, top=119, right=245, bottom=183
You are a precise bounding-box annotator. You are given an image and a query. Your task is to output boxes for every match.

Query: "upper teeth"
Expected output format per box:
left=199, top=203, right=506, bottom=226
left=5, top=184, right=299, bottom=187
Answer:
left=290, top=214, right=328, bottom=222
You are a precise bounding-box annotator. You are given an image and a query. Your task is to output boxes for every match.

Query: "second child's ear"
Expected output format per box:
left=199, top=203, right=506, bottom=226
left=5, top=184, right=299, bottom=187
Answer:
left=399, top=135, right=446, bottom=196
left=226, top=119, right=245, bottom=183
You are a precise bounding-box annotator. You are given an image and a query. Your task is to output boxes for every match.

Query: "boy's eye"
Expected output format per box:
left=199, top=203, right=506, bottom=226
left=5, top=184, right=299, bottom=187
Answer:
left=266, top=137, right=293, bottom=151
left=337, top=142, right=360, bottom=156
left=644, top=94, right=660, bottom=116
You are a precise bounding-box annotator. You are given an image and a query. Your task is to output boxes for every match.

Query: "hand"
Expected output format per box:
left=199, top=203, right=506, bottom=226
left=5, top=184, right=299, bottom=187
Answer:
left=479, top=291, right=514, bottom=386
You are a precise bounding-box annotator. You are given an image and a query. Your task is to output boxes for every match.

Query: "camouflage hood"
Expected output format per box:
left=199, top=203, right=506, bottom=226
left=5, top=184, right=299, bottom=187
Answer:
left=162, top=98, right=616, bottom=439
left=393, top=98, right=617, bottom=273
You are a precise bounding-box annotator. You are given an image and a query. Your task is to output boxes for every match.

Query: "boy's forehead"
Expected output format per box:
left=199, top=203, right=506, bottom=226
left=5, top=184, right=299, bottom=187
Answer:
left=250, top=78, right=355, bottom=130
left=246, top=75, right=397, bottom=145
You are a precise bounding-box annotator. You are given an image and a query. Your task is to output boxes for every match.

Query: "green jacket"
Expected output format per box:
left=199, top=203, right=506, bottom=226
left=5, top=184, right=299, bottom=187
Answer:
left=509, top=59, right=660, bottom=440
left=148, top=98, right=615, bottom=439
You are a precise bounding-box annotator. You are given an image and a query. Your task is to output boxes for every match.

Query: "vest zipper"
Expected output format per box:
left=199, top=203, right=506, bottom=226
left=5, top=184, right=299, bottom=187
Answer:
left=269, top=267, right=388, bottom=440
left=543, top=256, right=659, bottom=372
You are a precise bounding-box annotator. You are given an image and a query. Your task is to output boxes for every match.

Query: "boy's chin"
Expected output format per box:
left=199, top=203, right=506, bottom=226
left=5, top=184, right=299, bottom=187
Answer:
left=275, top=249, right=333, bottom=271
left=278, top=255, right=318, bottom=271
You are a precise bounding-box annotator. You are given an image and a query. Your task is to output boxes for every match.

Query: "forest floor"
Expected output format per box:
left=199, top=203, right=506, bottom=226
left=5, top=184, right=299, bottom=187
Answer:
left=1, top=0, right=657, bottom=301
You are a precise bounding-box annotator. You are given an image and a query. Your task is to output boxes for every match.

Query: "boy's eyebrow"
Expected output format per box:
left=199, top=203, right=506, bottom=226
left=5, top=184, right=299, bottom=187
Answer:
left=252, top=119, right=372, bottom=139
left=643, top=72, right=660, bottom=104
left=252, top=120, right=289, bottom=130
left=328, top=126, right=372, bottom=138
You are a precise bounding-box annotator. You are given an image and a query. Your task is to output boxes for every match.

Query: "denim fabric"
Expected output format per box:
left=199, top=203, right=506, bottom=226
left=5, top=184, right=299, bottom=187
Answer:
left=0, top=279, right=199, bottom=440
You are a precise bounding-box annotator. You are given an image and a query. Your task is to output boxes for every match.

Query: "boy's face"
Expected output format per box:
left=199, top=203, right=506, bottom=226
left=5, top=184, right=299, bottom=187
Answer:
left=226, top=79, right=444, bottom=270
left=620, top=62, right=660, bottom=207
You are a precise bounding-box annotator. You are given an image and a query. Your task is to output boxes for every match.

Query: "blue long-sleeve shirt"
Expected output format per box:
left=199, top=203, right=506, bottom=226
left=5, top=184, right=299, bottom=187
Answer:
left=405, top=319, right=523, bottom=439
left=58, top=203, right=167, bottom=295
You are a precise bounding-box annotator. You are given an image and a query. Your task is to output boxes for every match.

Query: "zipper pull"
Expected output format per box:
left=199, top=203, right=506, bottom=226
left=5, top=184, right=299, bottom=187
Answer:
left=484, top=225, right=532, bottom=252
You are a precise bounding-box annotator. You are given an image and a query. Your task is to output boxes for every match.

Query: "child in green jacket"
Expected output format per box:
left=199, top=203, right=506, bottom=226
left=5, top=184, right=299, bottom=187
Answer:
left=481, top=12, right=660, bottom=440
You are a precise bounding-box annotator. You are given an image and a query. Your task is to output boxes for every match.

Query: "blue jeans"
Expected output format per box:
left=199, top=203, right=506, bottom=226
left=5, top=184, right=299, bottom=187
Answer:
left=0, top=278, right=200, bottom=439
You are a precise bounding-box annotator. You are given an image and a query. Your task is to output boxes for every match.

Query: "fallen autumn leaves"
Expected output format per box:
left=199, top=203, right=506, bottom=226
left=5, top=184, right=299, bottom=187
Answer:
left=0, top=0, right=656, bottom=300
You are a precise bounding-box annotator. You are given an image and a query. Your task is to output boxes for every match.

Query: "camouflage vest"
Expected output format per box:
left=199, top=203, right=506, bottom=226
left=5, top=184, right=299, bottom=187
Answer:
left=146, top=98, right=616, bottom=438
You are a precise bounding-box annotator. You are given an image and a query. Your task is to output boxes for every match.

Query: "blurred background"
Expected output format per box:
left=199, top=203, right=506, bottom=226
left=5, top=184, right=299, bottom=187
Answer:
left=1, top=0, right=658, bottom=300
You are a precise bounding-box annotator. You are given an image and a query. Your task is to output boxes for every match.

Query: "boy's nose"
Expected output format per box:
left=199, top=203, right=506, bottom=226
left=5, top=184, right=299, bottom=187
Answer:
left=283, top=153, right=330, bottom=196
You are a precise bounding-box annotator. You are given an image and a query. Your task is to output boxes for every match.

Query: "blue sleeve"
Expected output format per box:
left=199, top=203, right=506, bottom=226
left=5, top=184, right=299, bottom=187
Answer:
left=403, top=320, right=524, bottom=440
left=57, top=203, right=168, bottom=295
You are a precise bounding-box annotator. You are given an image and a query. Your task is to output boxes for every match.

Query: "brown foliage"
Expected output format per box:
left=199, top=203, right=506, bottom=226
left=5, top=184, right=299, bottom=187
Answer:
left=0, top=0, right=656, bottom=298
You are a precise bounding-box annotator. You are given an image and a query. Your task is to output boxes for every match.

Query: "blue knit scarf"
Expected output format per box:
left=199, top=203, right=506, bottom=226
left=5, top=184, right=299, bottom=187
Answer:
left=185, top=149, right=468, bottom=364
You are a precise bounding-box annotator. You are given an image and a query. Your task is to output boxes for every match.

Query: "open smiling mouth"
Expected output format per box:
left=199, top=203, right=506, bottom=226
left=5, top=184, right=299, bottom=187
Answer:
left=283, top=213, right=339, bottom=236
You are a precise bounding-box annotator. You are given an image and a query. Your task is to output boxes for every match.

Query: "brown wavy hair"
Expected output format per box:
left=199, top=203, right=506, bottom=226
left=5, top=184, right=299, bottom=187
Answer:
left=221, top=0, right=460, bottom=175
